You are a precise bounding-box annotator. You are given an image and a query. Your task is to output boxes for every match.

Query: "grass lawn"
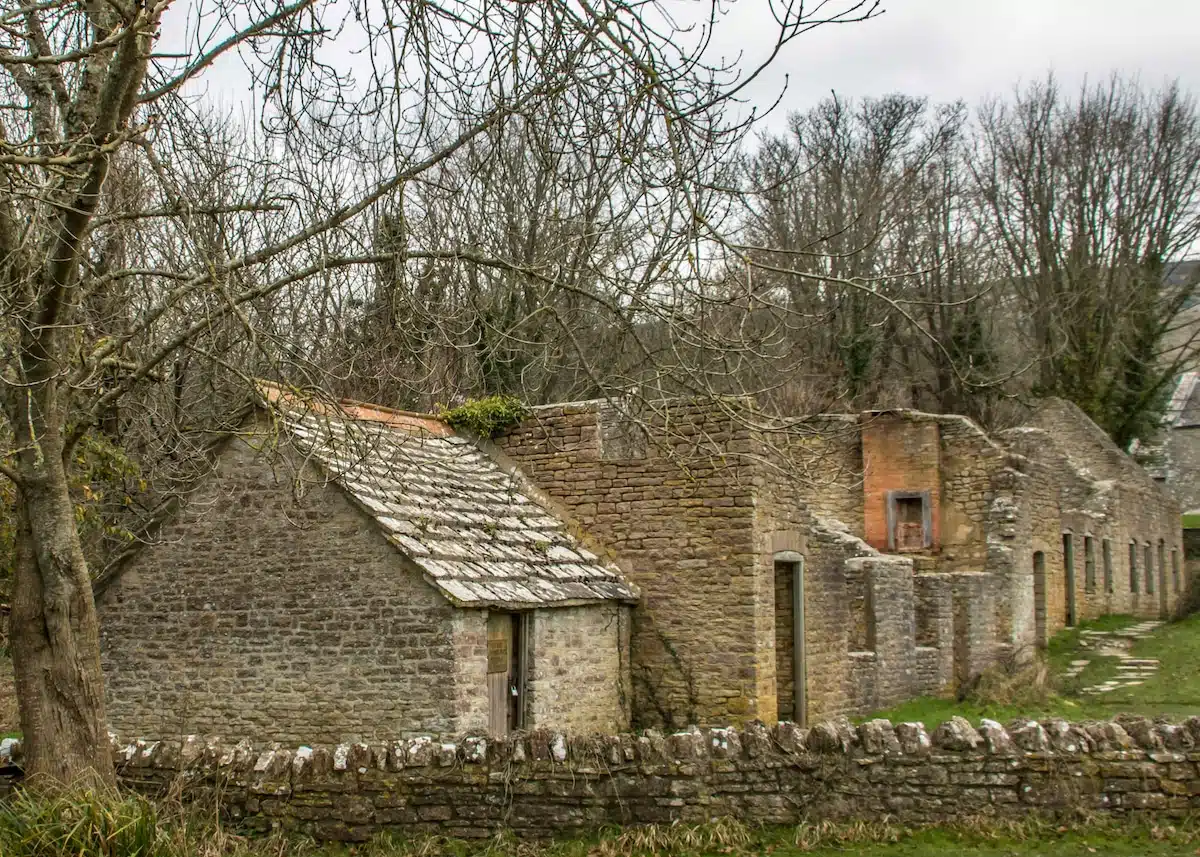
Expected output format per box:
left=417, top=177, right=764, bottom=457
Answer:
left=294, top=818, right=1200, bottom=857
left=868, top=612, right=1200, bottom=728
left=779, top=827, right=1200, bottom=856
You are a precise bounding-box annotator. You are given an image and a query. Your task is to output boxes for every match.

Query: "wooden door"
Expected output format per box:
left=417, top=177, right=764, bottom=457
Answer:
left=486, top=613, right=526, bottom=735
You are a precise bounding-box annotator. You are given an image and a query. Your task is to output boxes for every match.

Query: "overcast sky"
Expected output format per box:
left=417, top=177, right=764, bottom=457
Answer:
left=183, top=0, right=1200, bottom=137
left=720, top=0, right=1200, bottom=130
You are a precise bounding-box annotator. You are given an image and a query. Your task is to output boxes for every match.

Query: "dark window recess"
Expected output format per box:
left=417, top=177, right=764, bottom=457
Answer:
left=886, top=490, right=932, bottom=552
left=1146, top=544, right=1155, bottom=595
left=1084, top=536, right=1096, bottom=593
left=1159, top=541, right=1167, bottom=596
left=1102, top=539, right=1113, bottom=593
left=1130, top=543, right=1139, bottom=593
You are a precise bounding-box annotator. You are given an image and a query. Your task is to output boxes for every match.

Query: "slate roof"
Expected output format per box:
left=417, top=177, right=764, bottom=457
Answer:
left=266, top=388, right=638, bottom=610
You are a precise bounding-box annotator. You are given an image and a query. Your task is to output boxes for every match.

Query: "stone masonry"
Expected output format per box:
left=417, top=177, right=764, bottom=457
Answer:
left=97, top=419, right=632, bottom=743
left=94, top=390, right=1186, bottom=745
left=4, top=716, right=1200, bottom=841
left=497, top=395, right=1185, bottom=732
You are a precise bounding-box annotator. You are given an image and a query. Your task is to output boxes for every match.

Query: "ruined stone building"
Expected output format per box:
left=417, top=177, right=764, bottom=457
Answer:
left=495, top=396, right=1184, bottom=729
left=97, top=389, right=1183, bottom=743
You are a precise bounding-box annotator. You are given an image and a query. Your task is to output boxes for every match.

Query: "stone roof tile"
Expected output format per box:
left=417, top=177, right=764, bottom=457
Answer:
left=280, top=404, right=637, bottom=609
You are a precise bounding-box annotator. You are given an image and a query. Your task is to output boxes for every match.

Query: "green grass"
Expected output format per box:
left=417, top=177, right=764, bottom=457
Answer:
left=1180, top=512, right=1200, bottom=529
left=778, top=822, right=1200, bottom=856
left=867, top=613, right=1200, bottom=729
left=3, top=796, right=1200, bottom=857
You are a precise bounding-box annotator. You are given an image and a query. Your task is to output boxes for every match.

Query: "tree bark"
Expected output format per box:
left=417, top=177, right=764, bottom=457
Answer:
left=9, top=442, right=115, bottom=788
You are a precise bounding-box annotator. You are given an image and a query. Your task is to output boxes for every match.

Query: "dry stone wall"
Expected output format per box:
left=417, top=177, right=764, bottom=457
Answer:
left=4, top=716, right=1199, bottom=842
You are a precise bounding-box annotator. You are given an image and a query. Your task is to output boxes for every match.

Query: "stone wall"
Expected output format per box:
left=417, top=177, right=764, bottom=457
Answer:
left=936, top=415, right=1010, bottom=574
left=97, top=435, right=467, bottom=743
left=499, top=401, right=944, bottom=729
left=5, top=717, right=1199, bottom=841
left=1164, top=427, right=1200, bottom=511
left=497, top=402, right=765, bottom=729
left=525, top=605, right=632, bottom=735
left=1001, top=411, right=1185, bottom=640
left=780, top=415, right=864, bottom=533
left=497, top=396, right=1185, bottom=733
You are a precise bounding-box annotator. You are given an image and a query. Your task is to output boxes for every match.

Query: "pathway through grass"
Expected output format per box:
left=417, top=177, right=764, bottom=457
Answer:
left=869, top=612, right=1200, bottom=728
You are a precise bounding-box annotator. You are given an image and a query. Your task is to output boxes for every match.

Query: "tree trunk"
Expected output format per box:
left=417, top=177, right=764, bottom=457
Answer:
left=10, top=449, right=115, bottom=788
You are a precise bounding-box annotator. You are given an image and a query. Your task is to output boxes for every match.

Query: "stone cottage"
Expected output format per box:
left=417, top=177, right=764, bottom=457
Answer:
left=96, top=388, right=637, bottom=744
left=494, top=395, right=1184, bottom=731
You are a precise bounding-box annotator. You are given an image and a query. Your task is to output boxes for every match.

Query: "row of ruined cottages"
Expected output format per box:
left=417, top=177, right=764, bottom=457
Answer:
left=96, top=387, right=1187, bottom=743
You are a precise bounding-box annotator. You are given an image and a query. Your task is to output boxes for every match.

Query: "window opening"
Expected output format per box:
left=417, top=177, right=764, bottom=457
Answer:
left=1146, top=543, right=1155, bottom=595
left=1130, top=542, right=1139, bottom=593
left=1159, top=540, right=1167, bottom=599
left=886, top=490, right=932, bottom=552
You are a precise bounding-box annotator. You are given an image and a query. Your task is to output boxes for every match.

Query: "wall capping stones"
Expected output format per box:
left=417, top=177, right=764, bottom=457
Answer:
left=4, top=716, right=1200, bottom=841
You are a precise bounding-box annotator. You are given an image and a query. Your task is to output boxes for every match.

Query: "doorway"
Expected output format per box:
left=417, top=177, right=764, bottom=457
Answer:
left=1033, top=551, right=1047, bottom=647
left=1062, top=534, right=1076, bottom=627
left=487, top=612, right=527, bottom=736
left=773, top=555, right=806, bottom=726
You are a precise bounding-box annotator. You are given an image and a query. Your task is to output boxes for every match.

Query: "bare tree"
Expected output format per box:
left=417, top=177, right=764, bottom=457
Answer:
left=738, top=94, right=976, bottom=412
left=0, top=0, right=882, bottom=784
left=331, top=105, right=651, bottom=409
left=972, top=74, right=1200, bottom=445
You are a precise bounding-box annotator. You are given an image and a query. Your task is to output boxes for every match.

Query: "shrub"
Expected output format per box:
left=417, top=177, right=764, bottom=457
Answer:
left=437, top=396, right=529, bottom=439
left=960, top=651, right=1052, bottom=708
